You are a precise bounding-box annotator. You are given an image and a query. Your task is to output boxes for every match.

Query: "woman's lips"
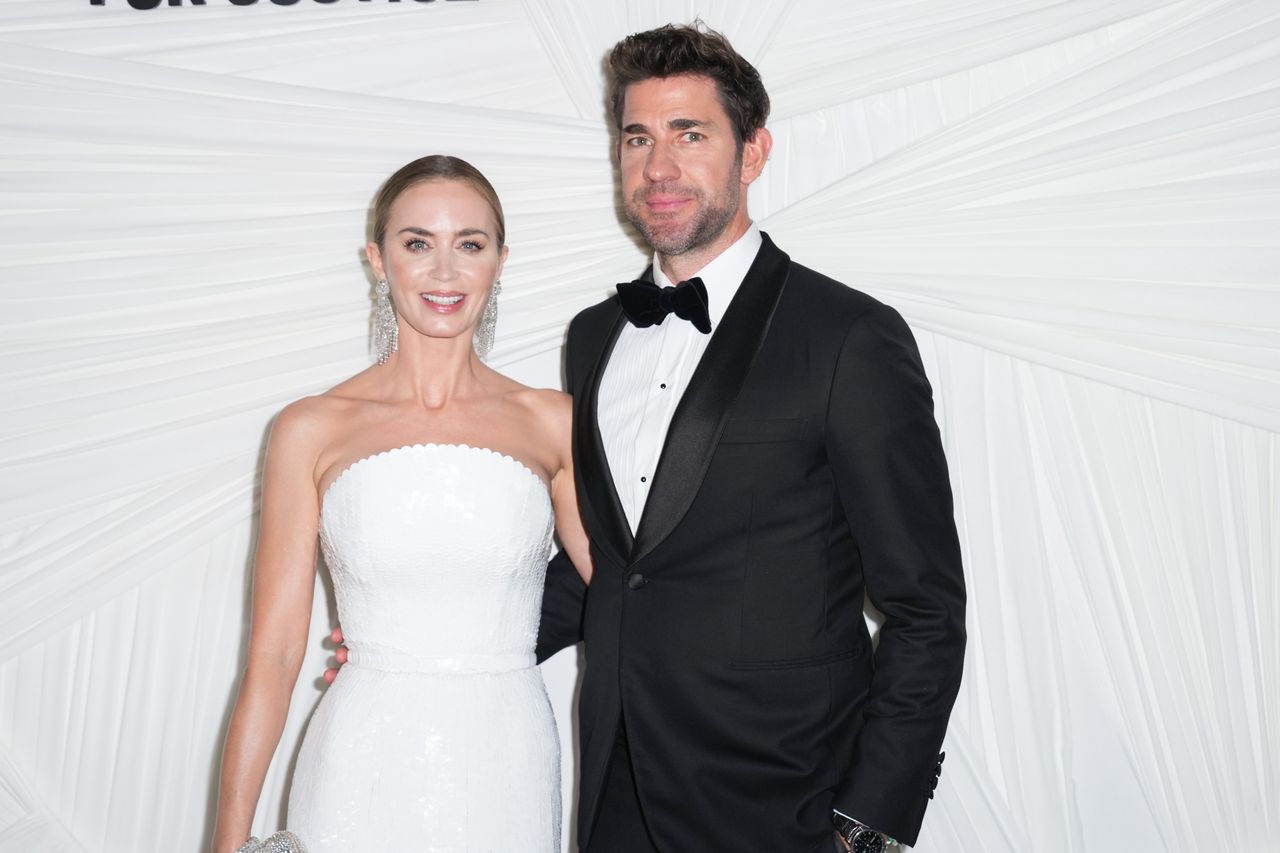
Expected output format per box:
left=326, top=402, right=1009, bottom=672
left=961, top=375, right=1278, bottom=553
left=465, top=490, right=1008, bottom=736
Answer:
left=421, top=291, right=465, bottom=313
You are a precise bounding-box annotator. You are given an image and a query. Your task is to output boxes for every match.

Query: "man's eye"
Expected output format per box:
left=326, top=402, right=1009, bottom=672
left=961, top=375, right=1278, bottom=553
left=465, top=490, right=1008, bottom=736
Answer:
left=625, top=136, right=651, bottom=147
left=681, top=132, right=704, bottom=142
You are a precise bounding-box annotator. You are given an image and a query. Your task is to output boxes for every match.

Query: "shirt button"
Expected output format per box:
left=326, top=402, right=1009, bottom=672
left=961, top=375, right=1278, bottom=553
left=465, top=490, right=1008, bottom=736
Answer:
left=627, top=573, right=647, bottom=590
left=640, top=476, right=647, bottom=483
left=660, top=383, right=667, bottom=389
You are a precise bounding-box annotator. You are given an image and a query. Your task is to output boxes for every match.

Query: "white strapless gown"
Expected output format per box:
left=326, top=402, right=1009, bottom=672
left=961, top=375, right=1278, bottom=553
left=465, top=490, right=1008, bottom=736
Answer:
left=287, top=443, right=561, bottom=852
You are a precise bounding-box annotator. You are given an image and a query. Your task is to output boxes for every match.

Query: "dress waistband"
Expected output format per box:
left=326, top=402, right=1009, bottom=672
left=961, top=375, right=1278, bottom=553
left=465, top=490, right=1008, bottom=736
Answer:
left=346, top=650, right=536, bottom=674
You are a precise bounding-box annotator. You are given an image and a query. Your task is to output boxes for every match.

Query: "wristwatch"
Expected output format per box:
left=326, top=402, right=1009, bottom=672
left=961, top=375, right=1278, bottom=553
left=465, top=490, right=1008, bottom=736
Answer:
left=832, top=813, right=887, bottom=853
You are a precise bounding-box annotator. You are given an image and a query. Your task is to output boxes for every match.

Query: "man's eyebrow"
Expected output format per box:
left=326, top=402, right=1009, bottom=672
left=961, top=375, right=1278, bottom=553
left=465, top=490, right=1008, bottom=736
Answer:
left=621, top=118, right=709, bottom=135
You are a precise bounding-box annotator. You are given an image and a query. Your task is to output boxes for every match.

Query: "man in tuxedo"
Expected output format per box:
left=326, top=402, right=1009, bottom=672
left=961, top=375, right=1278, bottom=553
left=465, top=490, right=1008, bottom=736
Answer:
left=535, top=22, right=967, bottom=853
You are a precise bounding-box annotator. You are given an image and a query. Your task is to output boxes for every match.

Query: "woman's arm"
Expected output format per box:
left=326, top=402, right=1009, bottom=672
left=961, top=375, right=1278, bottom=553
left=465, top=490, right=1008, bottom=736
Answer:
left=212, top=401, right=326, bottom=852
left=547, top=393, right=593, bottom=585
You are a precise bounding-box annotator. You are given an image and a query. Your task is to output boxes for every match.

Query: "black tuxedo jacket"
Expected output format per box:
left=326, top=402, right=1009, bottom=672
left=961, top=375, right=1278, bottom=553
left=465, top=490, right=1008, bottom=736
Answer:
left=537, top=233, right=966, bottom=851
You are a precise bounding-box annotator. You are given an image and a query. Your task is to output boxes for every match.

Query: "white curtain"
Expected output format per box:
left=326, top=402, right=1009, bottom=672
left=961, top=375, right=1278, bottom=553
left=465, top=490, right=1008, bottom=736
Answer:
left=0, top=1, right=1275, bottom=850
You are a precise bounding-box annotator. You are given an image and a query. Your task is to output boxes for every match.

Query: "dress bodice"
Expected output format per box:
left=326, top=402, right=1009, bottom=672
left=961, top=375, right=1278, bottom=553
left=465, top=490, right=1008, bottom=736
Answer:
left=292, top=444, right=562, bottom=850
left=319, top=443, right=554, bottom=669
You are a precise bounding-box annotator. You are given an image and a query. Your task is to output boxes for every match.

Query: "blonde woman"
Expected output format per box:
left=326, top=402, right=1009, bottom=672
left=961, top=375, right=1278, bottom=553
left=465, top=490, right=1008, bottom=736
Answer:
left=212, top=156, right=591, bottom=852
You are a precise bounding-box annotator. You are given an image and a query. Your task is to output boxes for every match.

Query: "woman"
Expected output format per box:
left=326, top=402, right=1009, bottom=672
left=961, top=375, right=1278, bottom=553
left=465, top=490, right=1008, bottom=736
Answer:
left=212, top=155, right=591, bottom=852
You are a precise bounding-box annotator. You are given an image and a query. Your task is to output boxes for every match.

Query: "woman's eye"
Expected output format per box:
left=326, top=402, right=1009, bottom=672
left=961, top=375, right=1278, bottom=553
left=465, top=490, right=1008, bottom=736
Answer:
left=405, top=239, right=428, bottom=251
left=460, top=240, right=484, bottom=252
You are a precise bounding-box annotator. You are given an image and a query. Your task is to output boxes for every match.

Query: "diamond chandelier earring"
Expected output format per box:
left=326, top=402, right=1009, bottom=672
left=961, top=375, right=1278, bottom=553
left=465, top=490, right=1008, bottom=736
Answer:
left=373, top=279, right=398, bottom=364
left=474, top=278, right=501, bottom=361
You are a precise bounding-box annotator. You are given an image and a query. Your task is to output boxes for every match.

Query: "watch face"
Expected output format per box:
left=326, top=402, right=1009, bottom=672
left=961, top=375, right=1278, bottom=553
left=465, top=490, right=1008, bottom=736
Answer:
left=851, top=829, right=886, bottom=853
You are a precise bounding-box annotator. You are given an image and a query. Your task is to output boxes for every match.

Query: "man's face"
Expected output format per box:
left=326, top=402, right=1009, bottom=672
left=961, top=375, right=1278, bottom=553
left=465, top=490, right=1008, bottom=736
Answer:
left=619, top=74, right=766, bottom=260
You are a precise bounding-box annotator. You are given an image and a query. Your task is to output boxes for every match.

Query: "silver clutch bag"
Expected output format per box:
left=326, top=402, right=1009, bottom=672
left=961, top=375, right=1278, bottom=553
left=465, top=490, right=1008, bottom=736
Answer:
left=233, top=831, right=307, bottom=853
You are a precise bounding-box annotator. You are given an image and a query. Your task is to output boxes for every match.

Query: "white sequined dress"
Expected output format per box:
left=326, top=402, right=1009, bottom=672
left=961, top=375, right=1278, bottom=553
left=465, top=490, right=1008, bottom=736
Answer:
left=287, top=443, right=561, bottom=852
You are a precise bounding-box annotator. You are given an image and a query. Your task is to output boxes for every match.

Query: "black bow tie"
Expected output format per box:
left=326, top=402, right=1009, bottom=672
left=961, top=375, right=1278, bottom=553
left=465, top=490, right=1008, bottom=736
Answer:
left=616, top=276, right=712, bottom=334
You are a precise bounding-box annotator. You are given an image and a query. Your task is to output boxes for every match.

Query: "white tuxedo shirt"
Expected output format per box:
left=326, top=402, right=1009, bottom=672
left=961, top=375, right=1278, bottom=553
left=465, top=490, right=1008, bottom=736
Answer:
left=597, top=225, right=763, bottom=533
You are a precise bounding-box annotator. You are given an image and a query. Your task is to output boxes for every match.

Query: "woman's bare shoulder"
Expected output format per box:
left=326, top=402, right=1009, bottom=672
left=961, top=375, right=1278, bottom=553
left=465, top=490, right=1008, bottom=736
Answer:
left=271, top=369, right=382, bottom=450
left=505, top=387, right=572, bottom=476
left=510, top=386, right=572, bottom=429
left=269, top=397, right=340, bottom=459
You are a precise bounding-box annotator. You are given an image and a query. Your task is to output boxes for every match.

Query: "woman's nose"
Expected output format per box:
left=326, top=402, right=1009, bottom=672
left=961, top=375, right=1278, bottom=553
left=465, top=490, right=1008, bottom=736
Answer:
left=430, top=251, right=458, bottom=281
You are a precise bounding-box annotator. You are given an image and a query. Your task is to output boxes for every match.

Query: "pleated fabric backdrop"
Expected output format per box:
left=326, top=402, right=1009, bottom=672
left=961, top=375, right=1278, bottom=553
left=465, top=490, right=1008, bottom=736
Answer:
left=0, top=1, right=1276, bottom=850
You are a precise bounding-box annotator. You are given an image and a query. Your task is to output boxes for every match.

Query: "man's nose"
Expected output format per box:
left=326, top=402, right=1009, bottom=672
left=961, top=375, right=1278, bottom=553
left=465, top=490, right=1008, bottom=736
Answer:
left=643, top=142, right=680, bottom=183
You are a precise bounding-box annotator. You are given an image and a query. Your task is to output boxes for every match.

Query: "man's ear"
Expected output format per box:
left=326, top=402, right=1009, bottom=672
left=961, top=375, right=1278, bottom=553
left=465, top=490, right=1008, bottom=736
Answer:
left=740, top=127, right=773, bottom=185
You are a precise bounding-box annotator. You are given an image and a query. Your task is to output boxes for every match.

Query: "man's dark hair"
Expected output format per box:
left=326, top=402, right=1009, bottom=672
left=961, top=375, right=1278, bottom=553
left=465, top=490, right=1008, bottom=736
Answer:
left=607, top=22, right=770, bottom=147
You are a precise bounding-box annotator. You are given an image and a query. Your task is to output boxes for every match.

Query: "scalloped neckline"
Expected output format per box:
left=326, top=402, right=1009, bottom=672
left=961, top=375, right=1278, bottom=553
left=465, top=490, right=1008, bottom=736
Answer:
left=320, top=443, right=549, bottom=511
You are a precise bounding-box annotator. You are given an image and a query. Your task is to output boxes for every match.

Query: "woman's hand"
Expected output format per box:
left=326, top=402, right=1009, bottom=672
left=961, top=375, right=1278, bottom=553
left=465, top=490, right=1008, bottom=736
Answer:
left=323, top=626, right=348, bottom=684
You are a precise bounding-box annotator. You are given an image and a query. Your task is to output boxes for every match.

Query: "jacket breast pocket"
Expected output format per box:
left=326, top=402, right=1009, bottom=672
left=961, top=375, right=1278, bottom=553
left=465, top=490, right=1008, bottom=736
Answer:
left=718, top=417, right=808, bottom=445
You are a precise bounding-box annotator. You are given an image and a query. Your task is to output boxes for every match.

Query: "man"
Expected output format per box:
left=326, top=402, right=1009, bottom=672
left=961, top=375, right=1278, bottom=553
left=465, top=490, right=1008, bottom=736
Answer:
left=535, top=22, right=967, bottom=853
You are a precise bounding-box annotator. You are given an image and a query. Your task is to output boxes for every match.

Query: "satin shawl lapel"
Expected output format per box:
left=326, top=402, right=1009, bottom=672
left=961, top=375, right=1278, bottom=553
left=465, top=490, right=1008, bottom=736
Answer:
left=630, top=234, right=791, bottom=564
left=573, top=298, right=635, bottom=567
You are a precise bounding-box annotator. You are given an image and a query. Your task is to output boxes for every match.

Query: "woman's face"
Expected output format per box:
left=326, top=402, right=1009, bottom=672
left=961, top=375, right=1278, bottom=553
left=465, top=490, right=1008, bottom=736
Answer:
left=368, top=178, right=507, bottom=350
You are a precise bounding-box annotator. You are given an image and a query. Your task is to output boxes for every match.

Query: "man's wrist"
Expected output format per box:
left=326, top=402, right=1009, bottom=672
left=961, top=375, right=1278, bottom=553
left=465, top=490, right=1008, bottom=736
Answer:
left=832, top=810, right=898, bottom=851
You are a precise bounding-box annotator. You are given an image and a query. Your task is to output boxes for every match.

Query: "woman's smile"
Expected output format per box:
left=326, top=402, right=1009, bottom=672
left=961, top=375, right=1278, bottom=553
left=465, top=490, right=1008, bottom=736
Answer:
left=421, top=291, right=466, bottom=312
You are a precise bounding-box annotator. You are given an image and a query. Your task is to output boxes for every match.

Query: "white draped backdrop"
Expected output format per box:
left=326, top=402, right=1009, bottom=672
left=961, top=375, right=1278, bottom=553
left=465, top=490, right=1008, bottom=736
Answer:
left=0, top=0, right=1276, bottom=850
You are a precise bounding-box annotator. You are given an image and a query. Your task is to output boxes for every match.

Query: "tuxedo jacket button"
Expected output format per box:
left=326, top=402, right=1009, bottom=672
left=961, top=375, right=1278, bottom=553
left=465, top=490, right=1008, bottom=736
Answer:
left=627, top=573, right=647, bottom=590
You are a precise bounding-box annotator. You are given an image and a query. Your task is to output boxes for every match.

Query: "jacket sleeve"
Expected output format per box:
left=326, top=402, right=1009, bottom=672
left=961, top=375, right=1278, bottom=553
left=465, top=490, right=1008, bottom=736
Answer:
left=825, top=303, right=966, bottom=846
left=535, top=548, right=587, bottom=663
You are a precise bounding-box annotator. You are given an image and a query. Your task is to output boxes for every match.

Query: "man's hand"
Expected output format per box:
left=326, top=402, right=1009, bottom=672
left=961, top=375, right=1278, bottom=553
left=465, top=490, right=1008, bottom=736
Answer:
left=323, top=627, right=348, bottom=684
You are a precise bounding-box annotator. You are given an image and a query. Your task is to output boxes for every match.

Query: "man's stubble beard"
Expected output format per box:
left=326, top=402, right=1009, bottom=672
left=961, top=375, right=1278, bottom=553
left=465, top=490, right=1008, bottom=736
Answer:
left=625, top=168, right=742, bottom=259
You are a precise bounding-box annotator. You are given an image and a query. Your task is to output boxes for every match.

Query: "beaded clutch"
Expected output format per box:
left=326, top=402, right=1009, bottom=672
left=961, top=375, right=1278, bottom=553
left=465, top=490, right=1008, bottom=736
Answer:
left=233, top=831, right=307, bottom=853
